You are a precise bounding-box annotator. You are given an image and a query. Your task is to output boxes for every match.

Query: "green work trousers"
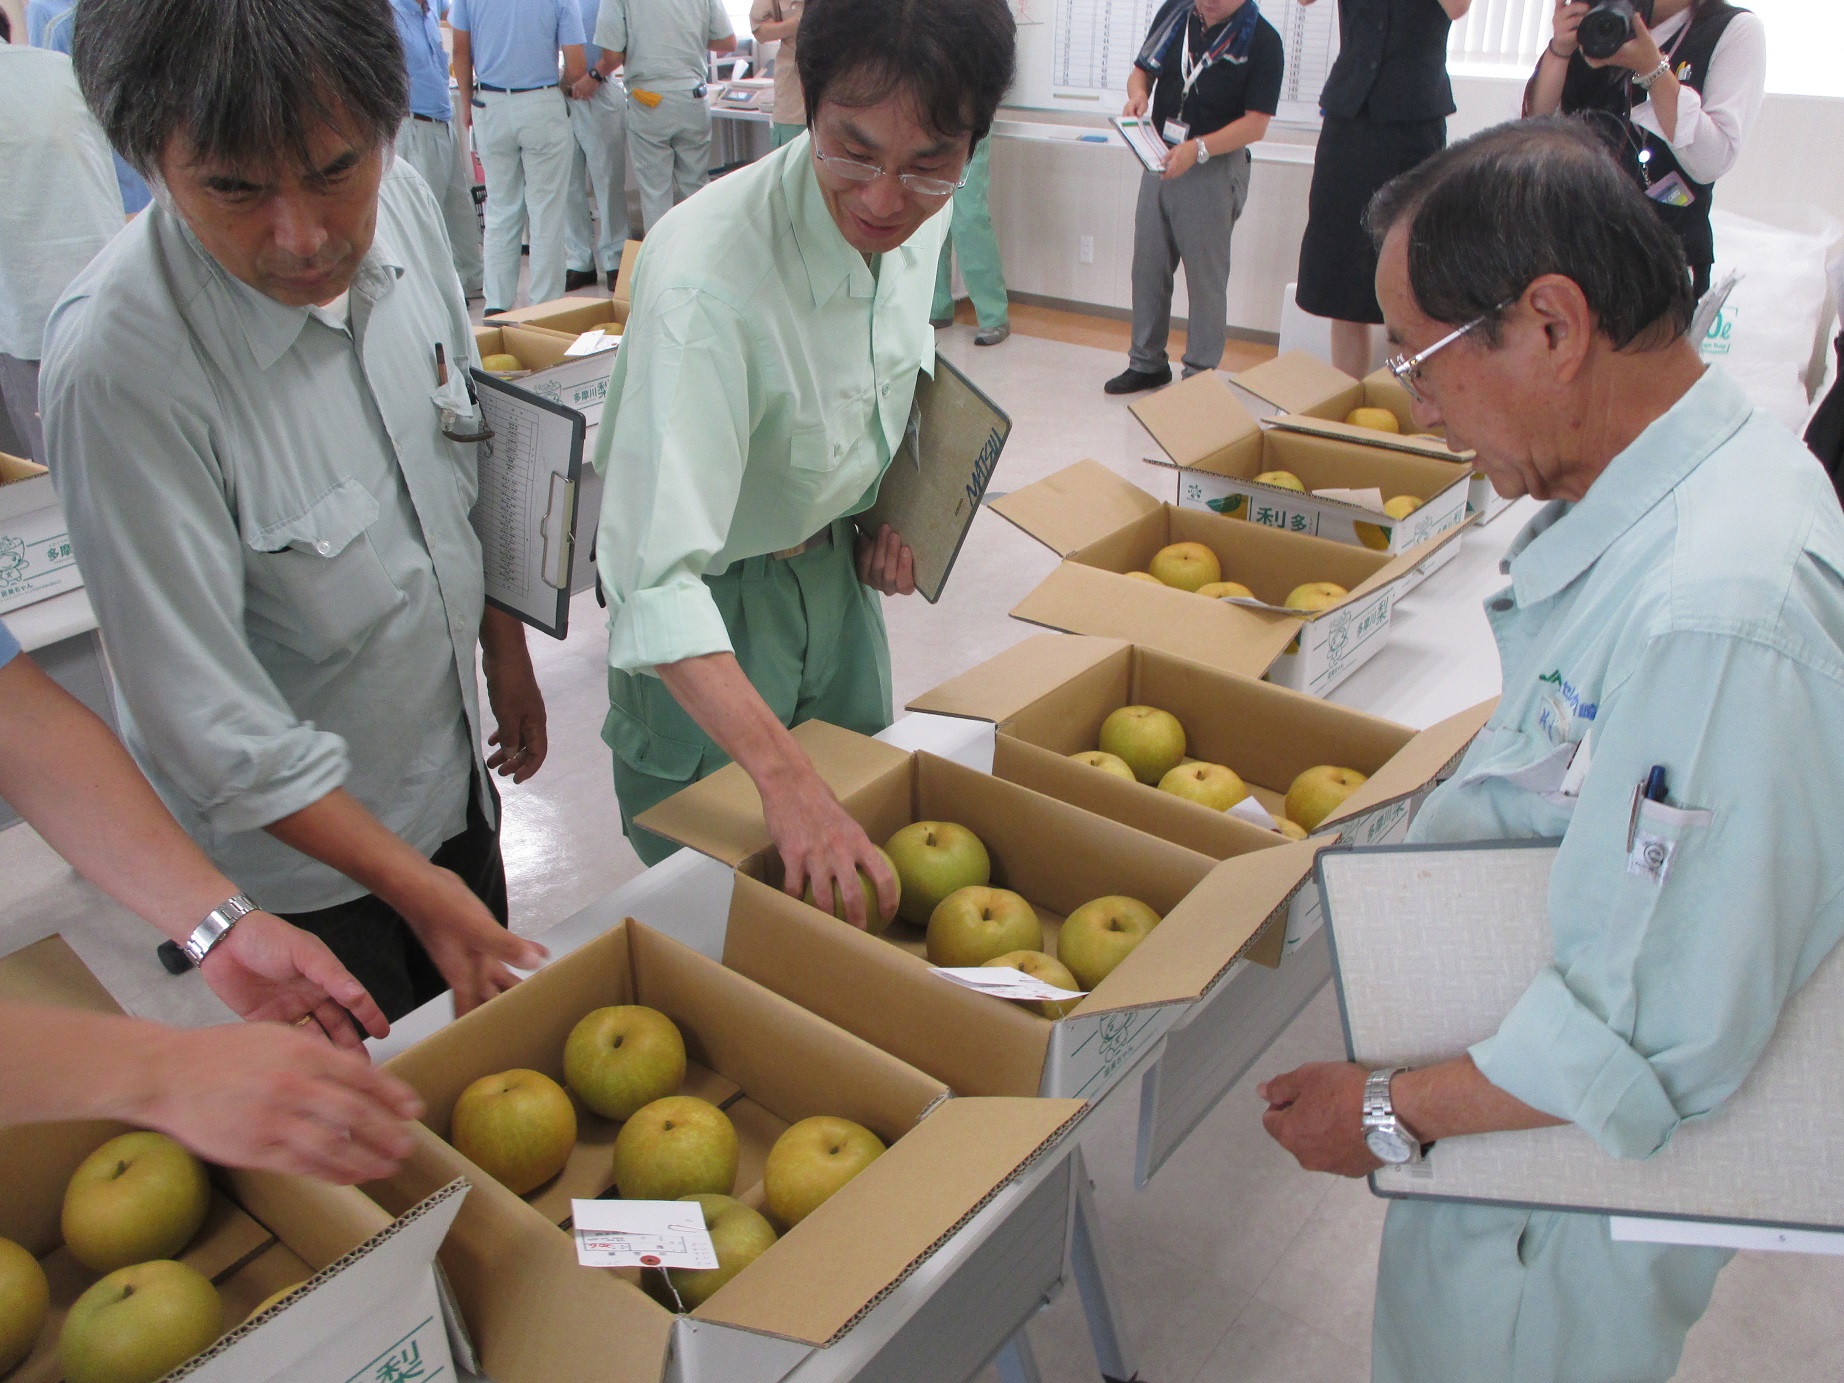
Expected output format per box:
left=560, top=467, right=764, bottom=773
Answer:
left=931, top=139, right=1008, bottom=331
left=603, top=520, right=894, bottom=865
left=769, top=121, right=804, bottom=149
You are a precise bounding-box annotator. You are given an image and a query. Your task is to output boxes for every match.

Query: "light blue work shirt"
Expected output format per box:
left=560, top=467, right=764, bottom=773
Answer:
left=577, top=0, right=606, bottom=70
left=25, top=0, right=152, bottom=215
left=40, top=162, right=492, bottom=914
left=595, top=0, right=734, bottom=87
left=1374, top=366, right=1844, bottom=1383
left=449, top=0, right=584, bottom=90
left=392, top=0, right=455, bottom=121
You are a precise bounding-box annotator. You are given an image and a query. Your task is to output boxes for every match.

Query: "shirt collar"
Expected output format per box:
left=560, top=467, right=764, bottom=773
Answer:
left=1506, top=366, right=1752, bottom=608
left=781, top=134, right=879, bottom=309
left=168, top=200, right=407, bottom=371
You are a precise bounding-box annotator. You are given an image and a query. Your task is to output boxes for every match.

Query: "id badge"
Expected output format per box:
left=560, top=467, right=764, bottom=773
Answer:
left=1162, top=119, right=1189, bottom=145
left=1645, top=171, right=1695, bottom=208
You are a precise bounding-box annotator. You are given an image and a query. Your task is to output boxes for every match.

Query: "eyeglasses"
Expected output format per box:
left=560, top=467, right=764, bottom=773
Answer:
left=812, top=145, right=969, bottom=199
left=1385, top=299, right=1515, bottom=403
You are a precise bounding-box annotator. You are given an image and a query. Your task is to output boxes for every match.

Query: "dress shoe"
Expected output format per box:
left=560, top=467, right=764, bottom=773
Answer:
left=1103, top=364, right=1173, bottom=395
left=564, top=269, right=599, bottom=292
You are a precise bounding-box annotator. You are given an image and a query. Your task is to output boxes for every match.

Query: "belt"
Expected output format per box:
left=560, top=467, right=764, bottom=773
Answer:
left=410, top=113, right=447, bottom=123
left=770, top=527, right=832, bottom=561
left=630, top=79, right=709, bottom=96
left=476, top=82, right=556, bottom=94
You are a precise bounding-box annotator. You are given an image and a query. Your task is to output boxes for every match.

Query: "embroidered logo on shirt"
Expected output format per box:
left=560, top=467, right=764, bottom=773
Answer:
left=1537, top=669, right=1599, bottom=745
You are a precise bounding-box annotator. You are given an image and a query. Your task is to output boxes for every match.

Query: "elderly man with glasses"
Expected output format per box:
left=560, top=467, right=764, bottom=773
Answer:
left=590, top=0, right=1015, bottom=921
left=1259, top=118, right=1844, bottom=1383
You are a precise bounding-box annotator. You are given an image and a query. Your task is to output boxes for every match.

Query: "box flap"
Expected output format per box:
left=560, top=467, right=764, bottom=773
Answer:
left=1268, top=413, right=1465, bottom=462
left=613, top=239, right=642, bottom=309
left=1230, top=351, right=1359, bottom=416
left=638, top=722, right=911, bottom=864
left=1076, top=838, right=1327, bottom=1012
left=906, top=634, right=1129, bottom=724
left=693, top=1097, right=1082, bottom=1345
left=0, top=451, right=48, bottom=485
left=1322, top=696, right=1496, bottom=829
left=1128, top=373, right=1263, bottom=469
left=0, top=934, right=124, bottom=1015
left=1009, top=561, right=1300, bottom=679
left=988, top=459, right=1162, bottom=557
left=219, top=1168, right=395, bottom=1271
left=1339, top=515, right=1473, bottom=606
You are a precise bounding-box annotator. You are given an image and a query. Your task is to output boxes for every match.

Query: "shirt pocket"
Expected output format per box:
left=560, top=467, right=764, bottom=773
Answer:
left=243, top=479, right=407, bottom=663
left=1452, top=726, right=1587, bottom=837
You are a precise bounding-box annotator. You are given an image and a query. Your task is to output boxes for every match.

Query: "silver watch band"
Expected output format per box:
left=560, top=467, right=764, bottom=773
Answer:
left=1634, top=59, right=1671, bottom=90
left=1363, top=1066, right=1406, bottom=1124
left=182, top=893, right=257, bottom=965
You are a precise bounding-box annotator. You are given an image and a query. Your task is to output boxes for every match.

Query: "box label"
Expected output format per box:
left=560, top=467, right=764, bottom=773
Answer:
left=0, top=506, right=81, bottom=613
left=1047, top=1003, right=1183, bottom=1100
left=344, top=1316, right=448, bottom=1383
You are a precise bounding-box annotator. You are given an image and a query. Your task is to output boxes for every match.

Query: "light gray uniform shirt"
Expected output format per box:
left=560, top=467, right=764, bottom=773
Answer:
left=41, top=162, right=491, bottom=913
left=596, top=0, right=733, bottom=87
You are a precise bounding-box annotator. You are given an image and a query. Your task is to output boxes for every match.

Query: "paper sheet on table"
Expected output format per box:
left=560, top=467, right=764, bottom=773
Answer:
left=1229, top=795, right=1278, bottom=830
left=571, top=1199, right=718, bottom=1269
left=931, top=966, right=1088, bottom=1004
left=1312, top=486, right=1387, bottom=513
left=472, top=369, right=585, bottom=639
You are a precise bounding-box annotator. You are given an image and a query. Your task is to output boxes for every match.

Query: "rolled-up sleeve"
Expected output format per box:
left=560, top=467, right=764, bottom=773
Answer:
left=42, top=314, right=350, bottom=832
left=1470, top=629, right=1844, bottom=1158
left=594, top=285, right=752, bottom=675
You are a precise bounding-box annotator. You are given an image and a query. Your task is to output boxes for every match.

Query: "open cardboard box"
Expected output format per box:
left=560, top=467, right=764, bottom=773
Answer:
left=992, top=460, right=1464, bottom=697
left=640, top=721, right=1325, bottom=1101
left=1229, top=350, right=1512, bottom=525
left=1130, top=369, right=1475, bottom=585
left=485, top=238, right=641, bottom=333
left=365, top=917, right=1081, bottom=1383
left=472, top=322, right=618, bottom=423
left=0, top=936, right=470, bottom=1383
left=0, top=451, right=82, bottom=616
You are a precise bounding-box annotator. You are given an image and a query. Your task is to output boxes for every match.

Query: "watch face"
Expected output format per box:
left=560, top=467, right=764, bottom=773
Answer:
left=1365, top=1125, right=1415, bottom=1164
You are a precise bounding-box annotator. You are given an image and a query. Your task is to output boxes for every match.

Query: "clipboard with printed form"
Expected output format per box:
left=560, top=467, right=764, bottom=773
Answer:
left=858, top=353, right=1013, bottom=604
left=470, top=368, right=585, bottom=639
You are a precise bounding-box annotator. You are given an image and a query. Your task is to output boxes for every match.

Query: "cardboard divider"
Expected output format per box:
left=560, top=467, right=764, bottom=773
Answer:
left=369, top=917, right=1073, bottom=1379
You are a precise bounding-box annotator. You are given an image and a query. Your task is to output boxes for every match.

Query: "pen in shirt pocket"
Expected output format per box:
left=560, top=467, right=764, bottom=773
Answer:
left=1625, top=763, right=1669, bottom=852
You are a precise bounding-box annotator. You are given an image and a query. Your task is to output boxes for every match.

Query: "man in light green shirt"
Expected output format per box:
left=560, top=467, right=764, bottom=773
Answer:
left=1259, top=122, right=1844, bottom=1381
left=593, top=0, right=1017, bottom=917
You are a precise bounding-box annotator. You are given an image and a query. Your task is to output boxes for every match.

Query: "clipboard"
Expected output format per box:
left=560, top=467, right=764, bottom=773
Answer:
left=1318, top=839, right=1844, bottom=1235
left=858, top=353, right=1012, bottom=604
left=1110, top=116, right=1170, bottom=173
left=470, top=368, right=585, bottom=639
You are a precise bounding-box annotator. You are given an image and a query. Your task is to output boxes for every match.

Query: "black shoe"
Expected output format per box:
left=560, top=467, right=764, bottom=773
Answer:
left=1103, top=364, right=1173, bottom=395
left=607, top=270, right=621, bottom=292
left=929, top=315, right=954, bottom=329
left=564, top=269, right=599, bottom=292
left=484, top=306, right=511, bottom=318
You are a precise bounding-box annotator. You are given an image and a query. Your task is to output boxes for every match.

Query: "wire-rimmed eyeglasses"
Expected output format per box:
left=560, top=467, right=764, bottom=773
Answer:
left=1385, top=298, right=1516, bottom=404
left=812, top=146, right=969, bottom=199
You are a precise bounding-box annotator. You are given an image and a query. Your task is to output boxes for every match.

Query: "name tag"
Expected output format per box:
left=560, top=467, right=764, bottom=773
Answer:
left=1162, top=119, right=1189, bottom=146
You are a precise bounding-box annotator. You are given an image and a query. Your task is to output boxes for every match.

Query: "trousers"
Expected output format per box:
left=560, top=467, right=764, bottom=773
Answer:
left=475, top=86, right=575, bottom=308
left=394, top=115, right=485, bottom=299
left=626, top=88, right=712, bottom=233
left=567, top=81, right=631, bottom=273
left=1129, top=148, right=1252, bottom=376
left=931, top=138, right=1009, bottom=331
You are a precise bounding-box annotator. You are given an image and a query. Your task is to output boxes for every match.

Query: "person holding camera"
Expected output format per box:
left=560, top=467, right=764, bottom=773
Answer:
left=1526, top=0, right=1766, bottom=300
left=1294, top=0, right=1472, bottom=380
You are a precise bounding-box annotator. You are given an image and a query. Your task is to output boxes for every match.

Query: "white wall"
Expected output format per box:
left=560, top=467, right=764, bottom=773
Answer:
left=988, top=63, right=1844, bottom=337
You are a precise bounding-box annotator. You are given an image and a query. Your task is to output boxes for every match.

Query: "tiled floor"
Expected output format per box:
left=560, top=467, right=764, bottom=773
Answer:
left=5, top=326, right=1843, bottom=1381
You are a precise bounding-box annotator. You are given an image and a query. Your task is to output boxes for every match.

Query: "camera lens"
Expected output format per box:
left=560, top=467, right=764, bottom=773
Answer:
left=1578, top=0, right=1638, bottom=60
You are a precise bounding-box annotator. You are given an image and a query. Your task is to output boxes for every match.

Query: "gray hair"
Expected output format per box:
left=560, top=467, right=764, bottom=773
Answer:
left=1365, top=117, right=1693, bottom=351
left=71, top=0, right=408, bottom=176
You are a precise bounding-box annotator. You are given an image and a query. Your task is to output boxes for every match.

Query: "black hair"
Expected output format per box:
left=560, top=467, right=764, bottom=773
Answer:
left=0, top=10, right=11, bottom=44
left=70, top=0, right=407, bottom=177
left=1365, top=116, right=1693, bottom=351
left=796, top=0, right=1017, bottom=149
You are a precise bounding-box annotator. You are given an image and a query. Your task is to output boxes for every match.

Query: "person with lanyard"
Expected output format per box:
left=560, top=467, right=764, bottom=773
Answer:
left=1261, top=119, right=1844, bottom=1383
left=591, top=0, right=1015, bottom=913
left=1527, top=0, right=1767, bottom=301
left=0, top=620, right=425, bottom=1185
left=1293, top=0, right=1471, bottom=380
left=586, top=0, right=736, bottom=235
left=749, top=0, right=806, bottom=150
left=24, top=0, right=152, bottom=215
left=450, top=0, right=586, bottom=313
left=390, top=0, right=487, bottom=301
left=1105, top=0, right=1285, bottom=395
left=564, top=0, right=632, bottom=293
left=45, top=0, right=550, bottom=1024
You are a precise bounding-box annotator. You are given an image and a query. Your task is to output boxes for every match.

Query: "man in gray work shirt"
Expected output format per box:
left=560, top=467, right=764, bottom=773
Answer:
left=42, top=0, right=550, bottom=1022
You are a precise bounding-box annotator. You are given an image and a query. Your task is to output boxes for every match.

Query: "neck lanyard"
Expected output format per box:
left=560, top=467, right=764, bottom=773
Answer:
left=1180, top=4, right=1246, bottom=97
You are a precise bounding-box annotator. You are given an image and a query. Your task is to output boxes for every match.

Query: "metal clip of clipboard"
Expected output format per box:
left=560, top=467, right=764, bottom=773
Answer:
left=541, top=473, right=575, bottom=591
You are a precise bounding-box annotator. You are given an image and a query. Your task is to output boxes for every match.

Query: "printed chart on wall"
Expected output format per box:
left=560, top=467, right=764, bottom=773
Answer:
left=470, top=370, right=585, bottom=639
left=1273, top=0, right=1341, bottom=128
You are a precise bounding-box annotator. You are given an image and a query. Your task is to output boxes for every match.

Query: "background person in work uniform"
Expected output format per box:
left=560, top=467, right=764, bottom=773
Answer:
left=929, top=129, right=1011, bottom=347
left=592, top=0, right=1016, bottom=915
left=1105, top=0, right=1284, bottom=395
left=565, top=0, right=633, bottom=293
left=390, top=0, right=486, bottom=301
left=1526, top=0, right=1766, bottom=301
left=589, top=0, right=736, bottom=234
left=749, top=0, right=806, bottom=150
left=451, top=0, right=586, bottom=312
left=1293, top=0, right=1470, bottom=379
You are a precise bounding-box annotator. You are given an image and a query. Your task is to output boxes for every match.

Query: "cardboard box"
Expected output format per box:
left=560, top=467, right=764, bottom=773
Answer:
left=0, top=452, right=82, bottom=616
left=471, top=322, right=618, bottom=424
left=909, top=632, right=1494, bottom=848
left=485, top=239, right=641, bottom=331
left=1230, top=350, right=1514, bottom=525
left=992, top=460, right=1463, bottom=697
left=365, top=917, right=1082, bottom=1383
left=640, top=721, right=1325, bottom=1101
left=0, top=937, right=470, bottom=1383
left=1130, top=371, right=1475, bottom=587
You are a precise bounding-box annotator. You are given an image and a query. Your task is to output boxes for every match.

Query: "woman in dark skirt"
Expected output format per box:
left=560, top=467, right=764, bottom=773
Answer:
left=1295, top=0, right=1470, bottom=377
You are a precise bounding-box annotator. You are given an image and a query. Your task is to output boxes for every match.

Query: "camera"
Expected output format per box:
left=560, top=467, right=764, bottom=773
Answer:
left=1578, top=0, right=1656, bottom=61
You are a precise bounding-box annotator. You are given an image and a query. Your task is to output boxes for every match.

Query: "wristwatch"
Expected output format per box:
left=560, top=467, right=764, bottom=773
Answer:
left=1362, top=1067, right=1426, bottom=1165
left=181, top=893, right=257, bottom=966
left=1193, top=139, right=1211, bottom=164
left=589, top=68, right=607, bottom=82
left=1634, top=59, right=1672, bottom=90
